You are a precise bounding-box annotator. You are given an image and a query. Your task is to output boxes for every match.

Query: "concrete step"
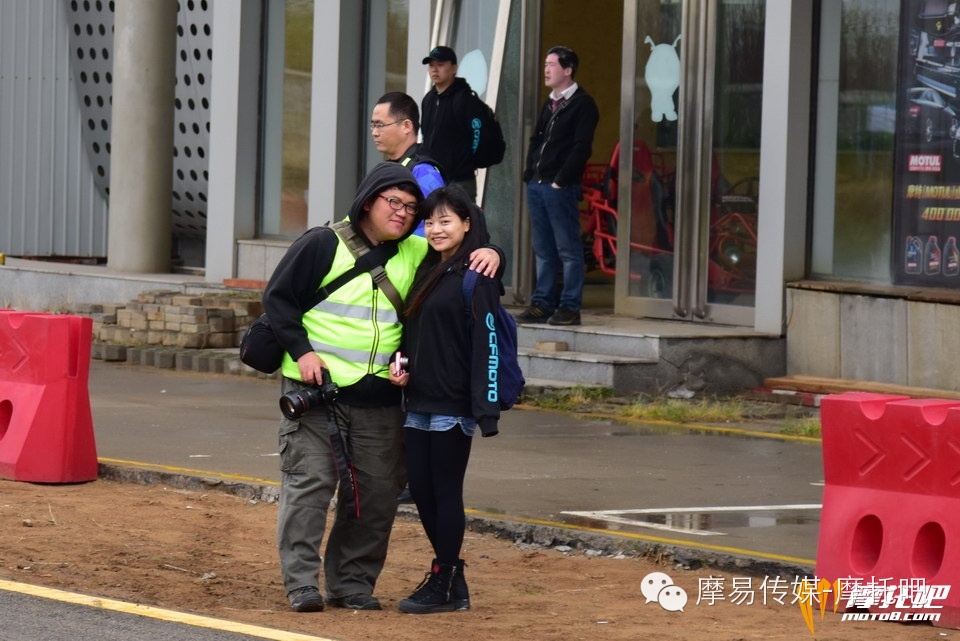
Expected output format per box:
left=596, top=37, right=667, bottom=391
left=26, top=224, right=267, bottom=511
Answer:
left=516, top=323, right=660, bottom=360
left=513, top=315, right=785, bottom=396
left=520, top=377, right=605, bottom=393
left=518, top=347, right=656, bottom=394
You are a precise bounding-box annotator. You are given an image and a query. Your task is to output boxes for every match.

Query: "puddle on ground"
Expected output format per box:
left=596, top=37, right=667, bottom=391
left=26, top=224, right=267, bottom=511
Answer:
left=561, top=507, right=821, bottom=536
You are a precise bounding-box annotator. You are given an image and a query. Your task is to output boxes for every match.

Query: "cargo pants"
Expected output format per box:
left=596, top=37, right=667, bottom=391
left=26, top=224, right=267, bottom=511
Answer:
left=276, top=377, right=406, bottom=599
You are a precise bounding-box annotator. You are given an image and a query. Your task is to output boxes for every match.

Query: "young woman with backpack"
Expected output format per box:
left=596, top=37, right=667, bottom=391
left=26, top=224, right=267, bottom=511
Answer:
left=388, top=185, right=503, bottom=614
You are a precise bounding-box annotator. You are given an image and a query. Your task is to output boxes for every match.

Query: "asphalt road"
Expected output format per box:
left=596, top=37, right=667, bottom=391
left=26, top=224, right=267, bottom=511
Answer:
left=0, top=360, right=826, bottom=640
left=85, top=361, right=824, bottom=563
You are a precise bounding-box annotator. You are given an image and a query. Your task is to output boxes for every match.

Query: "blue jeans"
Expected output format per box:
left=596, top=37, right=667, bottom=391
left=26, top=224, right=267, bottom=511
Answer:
left=526, top=180, right=584, bottom=312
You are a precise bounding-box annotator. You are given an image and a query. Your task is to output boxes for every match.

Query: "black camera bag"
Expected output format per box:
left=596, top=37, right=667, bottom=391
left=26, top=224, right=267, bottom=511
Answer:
left=239, top=313, right=287, bottom=374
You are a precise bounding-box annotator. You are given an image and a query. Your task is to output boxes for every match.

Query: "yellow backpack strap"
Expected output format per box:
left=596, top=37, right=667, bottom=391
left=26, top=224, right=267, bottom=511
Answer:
left=330, top=220, right=406, bottom=318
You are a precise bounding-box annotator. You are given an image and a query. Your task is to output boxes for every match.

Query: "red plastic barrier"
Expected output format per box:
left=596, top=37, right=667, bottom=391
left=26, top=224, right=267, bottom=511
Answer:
left=816, top=392, right=960, bottom=629
left=0, top=311, right=97, bottom=483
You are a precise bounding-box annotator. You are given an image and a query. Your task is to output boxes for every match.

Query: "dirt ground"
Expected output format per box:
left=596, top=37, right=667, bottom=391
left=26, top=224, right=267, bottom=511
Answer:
left=0, top=479, right=954, bottom=641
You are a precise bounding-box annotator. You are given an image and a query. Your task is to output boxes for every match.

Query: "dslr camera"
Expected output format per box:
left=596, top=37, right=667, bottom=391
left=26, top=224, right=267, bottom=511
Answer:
left=279, top=368, right=339, bottom=420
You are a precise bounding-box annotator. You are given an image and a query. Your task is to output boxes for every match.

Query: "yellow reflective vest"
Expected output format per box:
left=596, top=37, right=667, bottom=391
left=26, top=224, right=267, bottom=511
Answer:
left=280, top=233, right=427, bottom=387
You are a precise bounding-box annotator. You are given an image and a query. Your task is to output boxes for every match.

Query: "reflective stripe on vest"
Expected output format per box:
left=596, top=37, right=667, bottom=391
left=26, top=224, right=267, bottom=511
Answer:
left=280, top=232, right=427, bottom=387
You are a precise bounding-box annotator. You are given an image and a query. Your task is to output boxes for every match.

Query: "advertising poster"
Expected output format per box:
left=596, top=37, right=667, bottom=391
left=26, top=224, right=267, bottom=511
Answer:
left=893, top=0, right=960, bottom=285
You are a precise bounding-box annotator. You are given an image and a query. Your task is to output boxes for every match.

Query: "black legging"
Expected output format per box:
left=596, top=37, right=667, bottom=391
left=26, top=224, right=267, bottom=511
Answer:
left=404, top=426, right=473, bottom=565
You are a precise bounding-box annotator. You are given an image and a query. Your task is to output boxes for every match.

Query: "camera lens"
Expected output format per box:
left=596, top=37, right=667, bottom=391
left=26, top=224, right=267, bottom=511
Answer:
left=398, top=355, right=409, bottom=370
left=279, top=391, right=306, bottom=420
left=279, top=388, right=324, bottom=420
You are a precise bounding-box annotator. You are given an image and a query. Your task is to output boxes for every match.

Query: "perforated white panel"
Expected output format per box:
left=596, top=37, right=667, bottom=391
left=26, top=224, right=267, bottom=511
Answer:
left=66, top=0, right=213, bottom=240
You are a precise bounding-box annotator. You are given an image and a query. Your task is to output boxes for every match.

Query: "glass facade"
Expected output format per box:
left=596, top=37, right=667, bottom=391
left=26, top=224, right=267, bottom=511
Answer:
left=261, top=0, right=313, bottom=237
left=705, top=0, right=764, bottom=307
left=385, top=1, right=409, bottom=93
left=624, top=0, right=763, bottom=318
left=451, top=0, right=499, bottom=98
left=248, top=1, right=927, bottom=314
left=448, top=0, right=518, bottom=288
left=811, top=0, right=899, bottom=281
left=262, top=0, right=410, bottom=238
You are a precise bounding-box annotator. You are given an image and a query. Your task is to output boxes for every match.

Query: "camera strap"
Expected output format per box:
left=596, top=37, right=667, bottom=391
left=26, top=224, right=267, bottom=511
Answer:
left=330, top=220, right=406, bottom=318
left=324, top=401, right=360, bottom=519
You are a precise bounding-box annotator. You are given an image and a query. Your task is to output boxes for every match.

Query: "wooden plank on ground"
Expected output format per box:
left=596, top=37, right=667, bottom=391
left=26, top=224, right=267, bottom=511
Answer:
left=763, top=375, right=960, bottom=401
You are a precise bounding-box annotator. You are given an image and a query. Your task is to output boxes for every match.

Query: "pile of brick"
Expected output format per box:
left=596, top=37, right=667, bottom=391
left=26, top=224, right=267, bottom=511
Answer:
left=75, top=289, right=278, bottom=378
left=82, top=289, right=263, bottom=350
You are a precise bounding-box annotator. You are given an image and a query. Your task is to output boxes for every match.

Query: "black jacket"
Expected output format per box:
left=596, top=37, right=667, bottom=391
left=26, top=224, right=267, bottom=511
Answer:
left=401, top=264, right=502, bottom=436
left=523, top=86, right=600, bottom=187
left=421, top=77, right=479, bottom=183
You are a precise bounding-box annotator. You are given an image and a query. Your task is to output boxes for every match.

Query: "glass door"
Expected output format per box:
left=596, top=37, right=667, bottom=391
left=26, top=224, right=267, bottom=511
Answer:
left=616, top=0, right=764, bottom=324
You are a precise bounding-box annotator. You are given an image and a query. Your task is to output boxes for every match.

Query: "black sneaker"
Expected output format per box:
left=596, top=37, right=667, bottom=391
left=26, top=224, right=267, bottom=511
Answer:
left=398, top=563, right=457, bottom=614
left=547, top=308, right=581, bottom=326
left=288, top=586, right=325, bottom=612
left=326, top=593, right=382, bottom=610
left=516, top=305, right=554, bottom=323
left=397, top=483, right=414, bottom=504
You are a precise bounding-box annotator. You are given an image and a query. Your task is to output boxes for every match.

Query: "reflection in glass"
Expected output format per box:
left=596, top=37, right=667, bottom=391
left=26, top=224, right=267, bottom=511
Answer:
left=261, top=0, right=313, bottom=237
left=626, top=1, right=763, bottom=308
left=452, top=0, right=499, bottom=100
left=706, top=0, right=764, bottom=307
left=628, top=1, right=683, bottom=300
left=451, top=0, right=518, bottom=289
left=263, top=1, right=411, bottom=237
left=385, top=1, right=409, bottom=92
left=811, top=0, right=897, bottom=281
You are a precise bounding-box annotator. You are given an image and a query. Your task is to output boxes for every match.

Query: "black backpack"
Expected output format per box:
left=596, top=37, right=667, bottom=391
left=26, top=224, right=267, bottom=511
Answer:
left=462, top=90, right=506, bottom=169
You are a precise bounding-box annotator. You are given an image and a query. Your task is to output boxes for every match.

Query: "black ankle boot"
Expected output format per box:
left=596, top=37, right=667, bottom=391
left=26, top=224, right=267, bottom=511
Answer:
left=450, top=559, right=470, bottom=610
left=398, top=561, right=457, bottom=614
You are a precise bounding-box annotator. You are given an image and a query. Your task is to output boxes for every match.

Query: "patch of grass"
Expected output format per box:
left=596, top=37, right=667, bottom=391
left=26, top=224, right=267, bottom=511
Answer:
left=777, top=417, right=822, bottom=438
left=522, top=386, right=614, bottom=412
left=616, top=397, right=753, bottom=424
left=523, top=388, right=824, bottom=436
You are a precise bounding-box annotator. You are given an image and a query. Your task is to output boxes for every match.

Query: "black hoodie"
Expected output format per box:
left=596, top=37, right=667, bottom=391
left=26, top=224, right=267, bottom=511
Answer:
left=420, top=77, right=478, bottom=182
left=401, top=203, right=503, bottom=436
left=262, top=162, right=425, bottom=406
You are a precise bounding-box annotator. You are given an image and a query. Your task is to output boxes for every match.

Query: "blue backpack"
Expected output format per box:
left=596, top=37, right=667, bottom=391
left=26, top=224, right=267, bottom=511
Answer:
left=462, top=269, right=525, bottom=410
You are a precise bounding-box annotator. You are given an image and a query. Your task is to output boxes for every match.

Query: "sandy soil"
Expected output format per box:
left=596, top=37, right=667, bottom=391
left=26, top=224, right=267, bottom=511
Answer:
left=0, top=478, right=954, bottom=641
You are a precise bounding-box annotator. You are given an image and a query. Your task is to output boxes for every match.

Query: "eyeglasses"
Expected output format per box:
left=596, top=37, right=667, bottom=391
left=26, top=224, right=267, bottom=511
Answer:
left=369, top=119, right=404, bottom=131
left=379, top=195, right=418, bottom=215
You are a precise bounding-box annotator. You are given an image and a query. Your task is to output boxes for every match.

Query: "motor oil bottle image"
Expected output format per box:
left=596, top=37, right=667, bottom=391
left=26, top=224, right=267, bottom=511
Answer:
left=925, top=235, right=942, bottom=275
left=906, top=236, right=923, bottom=274
left=944, top=236, right=960, bottom=276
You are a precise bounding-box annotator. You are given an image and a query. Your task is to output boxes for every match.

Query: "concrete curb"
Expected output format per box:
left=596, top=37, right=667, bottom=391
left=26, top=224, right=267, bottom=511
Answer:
left=91, top=343, right=281, bottom=380
left=97, top=462, right=814, bottom=580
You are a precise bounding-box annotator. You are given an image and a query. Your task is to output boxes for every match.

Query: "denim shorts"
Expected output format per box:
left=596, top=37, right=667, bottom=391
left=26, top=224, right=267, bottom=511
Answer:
left=404, top=411, right=476, bottom=438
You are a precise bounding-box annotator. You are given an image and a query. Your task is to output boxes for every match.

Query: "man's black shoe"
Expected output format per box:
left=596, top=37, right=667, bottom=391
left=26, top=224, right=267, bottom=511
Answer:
left=516, top=305, right=553, bottom=323
left=288, top=586, right=325, bottom=612
left=326, top=593, right=382, bottom=610
left=547, top=308, right=581, bottom=326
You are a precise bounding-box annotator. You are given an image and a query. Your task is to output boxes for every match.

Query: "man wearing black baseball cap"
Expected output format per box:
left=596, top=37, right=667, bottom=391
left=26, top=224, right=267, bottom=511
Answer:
left=422, top=45, right=457, bottom=65
left=420, top=45, right=492, bottom=201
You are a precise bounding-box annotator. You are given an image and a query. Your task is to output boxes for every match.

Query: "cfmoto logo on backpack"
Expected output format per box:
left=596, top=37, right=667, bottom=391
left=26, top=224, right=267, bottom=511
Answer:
left=471, top=118, right=482, bottom=153
left=485, top=312, right=499, bottom=403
